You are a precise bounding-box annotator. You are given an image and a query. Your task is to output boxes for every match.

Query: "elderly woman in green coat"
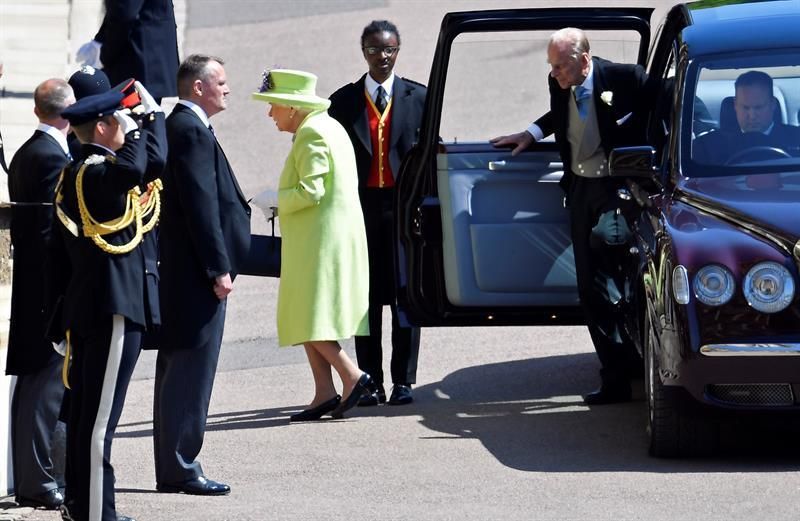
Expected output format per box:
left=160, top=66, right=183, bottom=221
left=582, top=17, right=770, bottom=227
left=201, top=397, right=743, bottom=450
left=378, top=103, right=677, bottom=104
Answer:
left=252, top=69, right=373, bottom=421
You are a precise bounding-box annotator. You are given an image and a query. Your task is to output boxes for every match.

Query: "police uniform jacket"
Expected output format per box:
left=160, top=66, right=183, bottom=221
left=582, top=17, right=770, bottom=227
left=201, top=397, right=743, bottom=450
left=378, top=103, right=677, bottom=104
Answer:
left=54, top=129, right=151, bottom=335
left=6, top=130, right=70, bottom=375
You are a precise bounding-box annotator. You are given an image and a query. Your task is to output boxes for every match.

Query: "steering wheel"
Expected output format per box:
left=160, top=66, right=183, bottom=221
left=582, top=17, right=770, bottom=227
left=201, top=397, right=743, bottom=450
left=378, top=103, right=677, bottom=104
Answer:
left=725, top=146, right=791, bottom=165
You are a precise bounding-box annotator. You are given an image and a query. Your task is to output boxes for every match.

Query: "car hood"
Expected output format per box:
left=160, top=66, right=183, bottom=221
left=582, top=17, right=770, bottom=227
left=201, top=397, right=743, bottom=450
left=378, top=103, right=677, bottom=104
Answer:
left=677, top=172, right=800, bottom=254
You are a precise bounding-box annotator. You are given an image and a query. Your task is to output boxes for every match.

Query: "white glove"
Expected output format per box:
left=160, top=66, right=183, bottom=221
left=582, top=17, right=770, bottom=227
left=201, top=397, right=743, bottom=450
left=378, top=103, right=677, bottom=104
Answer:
left=76, top=40, right=103, bottom=68
left=113, top=110, right=139, bottom=135
left=251, top=188, right=279, bottom=220
left=52, top=340, right=67, bottom=357
left=134, top=80, right=162, bottom=114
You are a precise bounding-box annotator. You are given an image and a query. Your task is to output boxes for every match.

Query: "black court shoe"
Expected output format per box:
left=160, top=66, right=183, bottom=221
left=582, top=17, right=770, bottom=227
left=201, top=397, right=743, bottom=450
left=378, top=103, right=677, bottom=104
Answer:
left=290, top=395, right=341, bottom=422
left=330, top=373, right=374, bottom=419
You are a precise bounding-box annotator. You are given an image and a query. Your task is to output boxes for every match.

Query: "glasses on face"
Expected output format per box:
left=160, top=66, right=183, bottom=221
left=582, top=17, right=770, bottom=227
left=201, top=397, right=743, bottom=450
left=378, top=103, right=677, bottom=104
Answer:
left=363, top=46, right=400, bottom=57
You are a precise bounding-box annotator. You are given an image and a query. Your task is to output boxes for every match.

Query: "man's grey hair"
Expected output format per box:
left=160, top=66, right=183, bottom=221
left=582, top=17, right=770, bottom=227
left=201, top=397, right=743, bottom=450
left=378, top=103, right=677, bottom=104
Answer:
left=550, top=27, right=591, bottom=59
left=177, top=53, right=225, bottom=99
left=34, top=78, right=73, bottom=120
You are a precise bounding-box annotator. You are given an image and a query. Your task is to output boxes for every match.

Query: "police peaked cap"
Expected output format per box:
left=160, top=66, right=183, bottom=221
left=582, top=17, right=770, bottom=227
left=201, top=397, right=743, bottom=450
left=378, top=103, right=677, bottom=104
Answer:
left=68, top=65, right=111, bottom=100
left=61, top=90, right=124, bottom=126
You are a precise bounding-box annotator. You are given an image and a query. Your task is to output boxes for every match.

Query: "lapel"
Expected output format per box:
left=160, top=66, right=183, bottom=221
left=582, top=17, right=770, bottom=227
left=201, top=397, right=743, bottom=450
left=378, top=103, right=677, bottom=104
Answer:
left=352, top=74, right=372, bottom=156
left=590, top=58, right=615, bottom=148
left=389, top=76, right=408, bottom=149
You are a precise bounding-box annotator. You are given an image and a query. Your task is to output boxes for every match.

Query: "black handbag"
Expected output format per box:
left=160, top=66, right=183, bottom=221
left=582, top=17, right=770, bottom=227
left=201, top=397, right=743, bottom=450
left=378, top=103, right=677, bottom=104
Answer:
left=240, top=209, right=281, bottom=277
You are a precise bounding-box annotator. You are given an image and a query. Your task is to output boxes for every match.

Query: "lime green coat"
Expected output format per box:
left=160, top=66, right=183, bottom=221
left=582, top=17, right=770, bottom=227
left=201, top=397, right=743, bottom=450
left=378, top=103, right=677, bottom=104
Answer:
left=276, top=110, right=370, bottom=346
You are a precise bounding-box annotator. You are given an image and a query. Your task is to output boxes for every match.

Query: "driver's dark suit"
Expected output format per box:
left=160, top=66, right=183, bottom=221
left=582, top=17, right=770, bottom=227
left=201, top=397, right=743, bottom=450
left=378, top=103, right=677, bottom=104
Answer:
left=693, top=123, right=800, bottom=164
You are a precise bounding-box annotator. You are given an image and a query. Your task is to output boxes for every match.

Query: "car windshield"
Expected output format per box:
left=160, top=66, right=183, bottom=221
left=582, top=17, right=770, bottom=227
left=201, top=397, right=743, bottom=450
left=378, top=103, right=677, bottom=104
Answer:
left=685, top=52, right=800, bottom=177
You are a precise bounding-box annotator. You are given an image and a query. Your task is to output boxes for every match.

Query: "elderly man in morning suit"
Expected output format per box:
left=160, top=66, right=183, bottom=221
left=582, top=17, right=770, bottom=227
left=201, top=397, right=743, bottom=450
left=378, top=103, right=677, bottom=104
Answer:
left=154, top=54, right=251, bottom=496
left=6, top=78, right=74, bottom=511
left=492, top=28, right=652, bottom=405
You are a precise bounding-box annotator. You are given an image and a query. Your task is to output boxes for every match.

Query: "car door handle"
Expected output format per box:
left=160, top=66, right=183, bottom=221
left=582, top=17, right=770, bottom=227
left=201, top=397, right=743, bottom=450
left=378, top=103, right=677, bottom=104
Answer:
left=488, top=160, right=506, bottom=171
left=488, top=161, right=564, bottom=171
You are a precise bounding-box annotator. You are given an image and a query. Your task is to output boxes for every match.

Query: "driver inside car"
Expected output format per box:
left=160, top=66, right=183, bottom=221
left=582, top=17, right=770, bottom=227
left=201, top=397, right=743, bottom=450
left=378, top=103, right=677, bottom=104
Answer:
left=693, top=70, right=800, bottom=164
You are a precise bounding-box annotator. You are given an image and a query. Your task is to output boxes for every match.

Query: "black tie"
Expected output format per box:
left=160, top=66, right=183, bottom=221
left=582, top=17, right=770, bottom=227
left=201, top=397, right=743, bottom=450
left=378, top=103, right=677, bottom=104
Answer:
left=375, top=86, right=387, bottom=114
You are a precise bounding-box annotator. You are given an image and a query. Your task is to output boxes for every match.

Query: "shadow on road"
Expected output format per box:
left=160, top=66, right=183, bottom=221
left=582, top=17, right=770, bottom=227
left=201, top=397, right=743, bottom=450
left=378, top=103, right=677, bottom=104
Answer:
left=374, top=353, right=800, bottom=473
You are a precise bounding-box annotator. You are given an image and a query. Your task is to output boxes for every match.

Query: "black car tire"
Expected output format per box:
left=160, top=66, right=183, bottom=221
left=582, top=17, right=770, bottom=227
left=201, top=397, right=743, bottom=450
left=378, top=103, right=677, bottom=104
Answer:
left=644, top=315, right=718, bottom=457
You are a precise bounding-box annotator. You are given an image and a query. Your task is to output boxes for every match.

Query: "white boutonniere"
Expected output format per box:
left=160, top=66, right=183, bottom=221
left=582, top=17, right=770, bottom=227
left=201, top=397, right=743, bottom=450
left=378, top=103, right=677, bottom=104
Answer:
left=600, top=91, right=613, bottom=106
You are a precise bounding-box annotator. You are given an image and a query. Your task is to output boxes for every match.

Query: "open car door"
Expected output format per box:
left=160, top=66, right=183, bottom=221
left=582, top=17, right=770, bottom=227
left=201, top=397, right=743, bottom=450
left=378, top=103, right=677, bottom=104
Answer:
left=395, top=7, right=653, bottom=327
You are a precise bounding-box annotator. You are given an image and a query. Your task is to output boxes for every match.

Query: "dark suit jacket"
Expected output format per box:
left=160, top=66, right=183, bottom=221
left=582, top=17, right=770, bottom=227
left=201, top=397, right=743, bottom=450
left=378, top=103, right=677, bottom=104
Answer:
left=328, top=74, right=427, bottom=189
left=159, top=104, right=251, bottom=350
left=53, top=130, right=152, bottom=336
left=6, top=130, right=69, bottom=375
left=96, top=0, right=179, bottom=100
left=693, top=123, right=800, bottom=164
left=534, top=57, right=650, bottom=196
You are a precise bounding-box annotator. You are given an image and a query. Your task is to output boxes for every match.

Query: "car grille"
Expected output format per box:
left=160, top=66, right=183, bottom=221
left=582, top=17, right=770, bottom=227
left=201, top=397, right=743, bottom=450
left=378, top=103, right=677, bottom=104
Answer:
left=706, top=384, right=794, bottom=407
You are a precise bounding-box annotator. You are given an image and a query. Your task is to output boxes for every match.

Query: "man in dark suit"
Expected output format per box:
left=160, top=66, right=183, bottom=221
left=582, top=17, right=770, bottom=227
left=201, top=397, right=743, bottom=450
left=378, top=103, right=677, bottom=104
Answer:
left=492, top=28, right=651, bottom=404
left=328, top=20, right=426, bottom=407
left=6, top=78, right=74, bottom=511
left=154, top=54, right=250, bottom=496
left=694, top=70, right=800, bottom=164
left=53, top=86, right=162, bottom=521
left=79, top=0, right=179, bottom=102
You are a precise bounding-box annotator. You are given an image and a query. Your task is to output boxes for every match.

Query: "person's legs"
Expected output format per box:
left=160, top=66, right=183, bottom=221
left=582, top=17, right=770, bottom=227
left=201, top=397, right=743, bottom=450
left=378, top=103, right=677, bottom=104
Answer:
left=12, top=356, right=64, bottom=501
left=308, top=341, right=363, bottom=400
left=302, top=344, right=338, bottom=407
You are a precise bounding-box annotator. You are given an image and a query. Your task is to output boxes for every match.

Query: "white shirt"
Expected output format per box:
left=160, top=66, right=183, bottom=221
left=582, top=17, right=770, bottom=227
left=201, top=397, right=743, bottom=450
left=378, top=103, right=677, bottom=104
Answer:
left=365, top=72, right=395, bottom=105
left=178, top=99, right=211, bottom=128
left=526, top=59, right=595, bottom=141
left=36, top=123, right=70, bottom=156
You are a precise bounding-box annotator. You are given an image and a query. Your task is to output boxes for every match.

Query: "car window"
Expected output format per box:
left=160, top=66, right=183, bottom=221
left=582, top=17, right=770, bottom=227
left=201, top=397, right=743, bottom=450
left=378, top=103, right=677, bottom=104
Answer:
left=438, top=29, right=643, bottom=143
left=687, top=52, right=800, bottom=174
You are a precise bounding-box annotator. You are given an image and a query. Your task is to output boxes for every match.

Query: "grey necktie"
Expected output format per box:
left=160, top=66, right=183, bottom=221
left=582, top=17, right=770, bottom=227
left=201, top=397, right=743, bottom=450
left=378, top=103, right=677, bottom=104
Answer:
left=375, top=86, right=387, bottom=113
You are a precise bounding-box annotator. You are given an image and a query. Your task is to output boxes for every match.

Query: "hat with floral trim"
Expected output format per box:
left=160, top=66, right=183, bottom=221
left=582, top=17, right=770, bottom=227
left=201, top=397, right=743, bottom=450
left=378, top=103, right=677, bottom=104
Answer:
left=251, top=69, right=330, bottom=111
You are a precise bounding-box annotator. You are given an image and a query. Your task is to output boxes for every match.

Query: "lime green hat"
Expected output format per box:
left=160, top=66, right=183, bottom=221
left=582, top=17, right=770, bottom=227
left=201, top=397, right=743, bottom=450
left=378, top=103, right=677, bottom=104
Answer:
left=251, top=69, right=331, bottom=110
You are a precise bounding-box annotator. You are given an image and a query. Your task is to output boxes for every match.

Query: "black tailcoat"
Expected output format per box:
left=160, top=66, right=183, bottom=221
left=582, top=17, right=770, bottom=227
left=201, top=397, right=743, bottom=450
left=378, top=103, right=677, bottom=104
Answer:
left=96, top=0, right=179, bottom=100
left=6, top=130, right=70, bottom=375
left=158, top=104, right=251, bottom=351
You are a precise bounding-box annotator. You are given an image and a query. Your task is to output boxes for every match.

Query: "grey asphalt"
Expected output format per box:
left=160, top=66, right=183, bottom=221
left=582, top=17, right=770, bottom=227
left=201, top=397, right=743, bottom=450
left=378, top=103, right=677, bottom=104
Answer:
left=13, top=1, right=800, bottom=520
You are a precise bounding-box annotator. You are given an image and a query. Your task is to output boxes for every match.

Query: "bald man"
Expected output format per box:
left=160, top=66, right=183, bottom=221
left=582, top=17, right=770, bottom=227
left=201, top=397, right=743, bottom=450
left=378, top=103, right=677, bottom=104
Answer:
left=7, top=78, right=75, bottom=510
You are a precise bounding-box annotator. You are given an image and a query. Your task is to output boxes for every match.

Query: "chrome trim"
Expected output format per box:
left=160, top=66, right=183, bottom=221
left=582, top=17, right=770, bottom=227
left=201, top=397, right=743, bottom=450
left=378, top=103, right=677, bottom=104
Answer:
left=700, top=343, right=800, bottom=356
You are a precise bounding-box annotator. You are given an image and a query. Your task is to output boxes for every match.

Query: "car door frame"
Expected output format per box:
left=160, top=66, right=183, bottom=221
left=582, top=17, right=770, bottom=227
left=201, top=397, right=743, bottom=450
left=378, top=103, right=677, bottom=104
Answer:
left=395, top=7, right=654, bottom=327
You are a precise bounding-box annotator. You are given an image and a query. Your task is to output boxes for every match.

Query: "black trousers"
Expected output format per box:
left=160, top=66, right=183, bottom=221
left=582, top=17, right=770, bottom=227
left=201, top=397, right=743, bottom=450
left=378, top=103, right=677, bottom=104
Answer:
left=153, top=299, right=225, bottom=484
left=63, top=315, right=141, bottom=521
left=354, top=189, right=420, bottom=386
left=11, top=354, right=64, bottom=499
left=568, top=175, right=633, bottom=384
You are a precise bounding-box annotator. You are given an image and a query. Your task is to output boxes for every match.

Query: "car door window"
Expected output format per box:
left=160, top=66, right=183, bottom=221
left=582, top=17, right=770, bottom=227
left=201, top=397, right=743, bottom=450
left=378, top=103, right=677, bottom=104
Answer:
left=435, top=28, right=645, bottom=308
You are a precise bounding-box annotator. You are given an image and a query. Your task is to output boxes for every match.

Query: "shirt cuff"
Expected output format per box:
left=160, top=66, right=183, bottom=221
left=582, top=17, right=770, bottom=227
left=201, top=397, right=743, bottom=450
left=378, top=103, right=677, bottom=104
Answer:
left=526, top=123, right=544, bottom=142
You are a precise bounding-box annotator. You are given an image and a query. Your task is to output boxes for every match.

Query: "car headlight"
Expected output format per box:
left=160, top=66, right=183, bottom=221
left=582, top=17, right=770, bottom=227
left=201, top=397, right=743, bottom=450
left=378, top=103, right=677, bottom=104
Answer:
left=693, top=264, right=735, bottom=306
left=743, top=261, right=795, bottom=313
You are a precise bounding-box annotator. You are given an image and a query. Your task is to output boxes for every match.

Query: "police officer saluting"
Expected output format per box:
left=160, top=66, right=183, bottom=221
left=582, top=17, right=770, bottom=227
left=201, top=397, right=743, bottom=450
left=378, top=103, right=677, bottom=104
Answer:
left=51, top=82, right=164, bottom=521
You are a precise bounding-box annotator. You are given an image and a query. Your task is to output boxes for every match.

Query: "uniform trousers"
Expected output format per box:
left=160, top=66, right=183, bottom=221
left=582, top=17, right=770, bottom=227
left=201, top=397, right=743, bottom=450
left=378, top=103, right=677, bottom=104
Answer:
left=11, top=354, right=64, bottom=499
left=568, top=174, right=633, bottom=384
left=354, top=188, right=420, bottom=386
left=153, top=299, right=225, bottom=485
left=62, top=315, right=141, bottom=521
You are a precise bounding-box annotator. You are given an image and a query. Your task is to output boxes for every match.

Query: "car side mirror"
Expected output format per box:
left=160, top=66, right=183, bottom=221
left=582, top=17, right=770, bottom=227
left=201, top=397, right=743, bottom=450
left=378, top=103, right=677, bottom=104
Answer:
left=609, top=146, right=657, bottom=179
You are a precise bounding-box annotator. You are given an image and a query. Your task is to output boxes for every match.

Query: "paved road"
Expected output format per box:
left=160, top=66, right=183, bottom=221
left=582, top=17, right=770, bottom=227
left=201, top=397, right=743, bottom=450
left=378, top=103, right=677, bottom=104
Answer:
left=15, top=1, right=800, bottom=520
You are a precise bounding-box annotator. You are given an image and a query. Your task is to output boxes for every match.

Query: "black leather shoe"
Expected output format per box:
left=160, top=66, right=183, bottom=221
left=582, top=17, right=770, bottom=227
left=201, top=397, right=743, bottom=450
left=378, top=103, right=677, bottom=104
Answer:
left=17, top=488, right=64, bottom=510
left=357, top=385, right=386, bottom=406
left=156, top=475, right=231, bottom=496
left=583, top=383, right=632, bottom=405
left=388, top=384, right=414, bottom=405
left=290, top=395, right=341, bottom=421
left=331, top=373, right=373, bottom=419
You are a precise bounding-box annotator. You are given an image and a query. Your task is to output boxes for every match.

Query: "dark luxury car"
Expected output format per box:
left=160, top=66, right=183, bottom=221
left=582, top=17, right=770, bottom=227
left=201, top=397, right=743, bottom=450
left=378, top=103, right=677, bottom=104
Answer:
left=393, top=0, right=800, bottom=456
